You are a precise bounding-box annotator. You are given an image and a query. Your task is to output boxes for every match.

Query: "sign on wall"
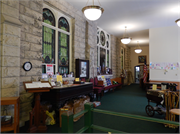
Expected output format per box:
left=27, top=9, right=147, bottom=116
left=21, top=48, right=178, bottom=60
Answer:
left=149, top=62, right=180, bottom=70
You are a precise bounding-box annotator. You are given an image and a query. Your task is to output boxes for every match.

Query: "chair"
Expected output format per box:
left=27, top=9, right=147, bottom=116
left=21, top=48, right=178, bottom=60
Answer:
left=94, top=77, right=104, bottom=87
left=81, top=78, right=86, bottom=82
left=89, top=78, right=104, bottom=100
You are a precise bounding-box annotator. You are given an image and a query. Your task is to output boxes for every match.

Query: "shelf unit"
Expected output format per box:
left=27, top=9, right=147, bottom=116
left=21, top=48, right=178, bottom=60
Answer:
left=1, top=97, right=20, bottom=133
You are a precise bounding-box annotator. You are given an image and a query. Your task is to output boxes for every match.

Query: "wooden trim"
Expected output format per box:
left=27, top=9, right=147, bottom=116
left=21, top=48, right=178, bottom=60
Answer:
left=149, top=80, right=180, bottom=90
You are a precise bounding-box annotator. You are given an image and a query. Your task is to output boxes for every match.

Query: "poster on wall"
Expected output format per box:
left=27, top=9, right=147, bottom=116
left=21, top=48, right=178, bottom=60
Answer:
left=80, top=62, right=87, bottom=77
left=149, top=62, right=180, bottom=70
left=46, top=64, right=54, bottom=75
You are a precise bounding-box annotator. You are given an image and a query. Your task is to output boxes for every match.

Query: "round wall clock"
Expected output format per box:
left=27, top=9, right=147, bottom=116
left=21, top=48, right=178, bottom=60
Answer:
left=23, top=62, right=32, bottom=71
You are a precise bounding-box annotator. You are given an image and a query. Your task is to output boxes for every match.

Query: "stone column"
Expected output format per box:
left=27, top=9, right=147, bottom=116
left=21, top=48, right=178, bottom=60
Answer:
left=1, top=0, right=21, bottom=97
left=0, top=0, right=21, bottom=123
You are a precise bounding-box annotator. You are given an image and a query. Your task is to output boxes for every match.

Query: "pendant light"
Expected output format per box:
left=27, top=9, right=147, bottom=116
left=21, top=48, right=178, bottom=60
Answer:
left=121, top=26, right=132, bottom=44
left=134, top=41, right=142, bottom=53
left=175, top=19, right=180, bottom=27
left=82, top=0, right=104, bottom=21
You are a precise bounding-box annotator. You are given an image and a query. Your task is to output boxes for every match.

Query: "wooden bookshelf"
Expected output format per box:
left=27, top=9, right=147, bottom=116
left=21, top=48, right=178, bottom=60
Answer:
left=1, top=97, right=20, bottom=133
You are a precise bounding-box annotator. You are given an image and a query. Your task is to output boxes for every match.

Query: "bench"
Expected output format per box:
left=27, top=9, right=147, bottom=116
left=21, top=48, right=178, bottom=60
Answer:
left=98, top=77, right=122, bottom=91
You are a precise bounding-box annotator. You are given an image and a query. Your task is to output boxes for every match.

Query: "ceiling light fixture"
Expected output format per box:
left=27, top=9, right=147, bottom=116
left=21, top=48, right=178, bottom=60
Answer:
left=121, top=26, right=132, bottom=44
left=82, top=0, right=104, bottom=21
left=175, top=19, right=180, bottom=27
left=134, top=41, right=142, bottom=54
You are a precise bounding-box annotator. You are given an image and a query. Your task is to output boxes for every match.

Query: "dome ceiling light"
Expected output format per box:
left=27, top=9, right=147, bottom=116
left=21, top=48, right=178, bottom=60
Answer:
left=175, top=19, right=180, bottom=27
left=134, top=41, right=142, bottom=54
left=121, top=26, right=132, bottom=44
left=82, top=0, right=104, bottom=21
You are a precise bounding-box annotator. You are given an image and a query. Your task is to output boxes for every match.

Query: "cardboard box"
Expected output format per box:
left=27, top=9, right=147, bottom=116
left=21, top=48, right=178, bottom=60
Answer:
left=59, top=105, right=73, bottom=127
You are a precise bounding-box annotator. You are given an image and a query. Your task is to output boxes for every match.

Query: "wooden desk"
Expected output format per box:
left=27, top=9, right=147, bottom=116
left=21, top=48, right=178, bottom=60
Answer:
left=41, top=82, right=93, bottom=110
left=23, top=81, right=52, bottom=133
left=1, top=97, right=20, bottom=133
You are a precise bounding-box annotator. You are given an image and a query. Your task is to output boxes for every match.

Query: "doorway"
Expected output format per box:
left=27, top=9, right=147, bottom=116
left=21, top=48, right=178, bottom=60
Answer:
left=134, top=66, right=140, bottom=83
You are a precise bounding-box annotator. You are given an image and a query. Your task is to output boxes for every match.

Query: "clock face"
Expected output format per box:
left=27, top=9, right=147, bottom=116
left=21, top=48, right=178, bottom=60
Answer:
left=23, top=62, right=32, bottom=71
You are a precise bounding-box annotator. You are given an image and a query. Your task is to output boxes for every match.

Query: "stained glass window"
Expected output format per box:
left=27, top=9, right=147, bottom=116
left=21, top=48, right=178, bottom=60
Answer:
left=42, top=9, right=55, bottom=65
left=58, top=17, right=69, bottom=32
left=100, top=47, right=106, bottom=74
left=107, top=50, right=109, bottom=67
left=97, top=27, right=111, bottom=72
left=121, top=47, right=124, bottom=70
left=58, top=17, right=69, bottom=75
left=100, top=31, right=105, bottom=46
left=42, top=26, right=55, bottom=64
left=42, top=7, right=71, bottom=75
left=43, top=8, right=55, bottom=26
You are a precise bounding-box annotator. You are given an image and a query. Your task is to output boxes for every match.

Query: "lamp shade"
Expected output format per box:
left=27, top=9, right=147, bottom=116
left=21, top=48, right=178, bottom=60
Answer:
left=121, top=37, right=132, bottom=44
left=82, top=6, right=104, bottom=21
left=134, top=49, right=142, bottom=53
left=175, top=19, right=180, bottom=27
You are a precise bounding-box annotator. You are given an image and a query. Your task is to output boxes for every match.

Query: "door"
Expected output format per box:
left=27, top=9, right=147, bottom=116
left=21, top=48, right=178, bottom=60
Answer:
left=134, top=66, right=140, bottom=83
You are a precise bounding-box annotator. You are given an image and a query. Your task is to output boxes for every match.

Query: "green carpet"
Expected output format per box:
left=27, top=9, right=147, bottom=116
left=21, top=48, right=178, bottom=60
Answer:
left=19, top=84, right=179, bottom=133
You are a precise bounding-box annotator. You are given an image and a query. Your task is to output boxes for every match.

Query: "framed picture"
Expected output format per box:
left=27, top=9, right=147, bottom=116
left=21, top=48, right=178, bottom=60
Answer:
left=76, top=59, right=89, bottom=78
left=138, top=55, right=146, bottom=63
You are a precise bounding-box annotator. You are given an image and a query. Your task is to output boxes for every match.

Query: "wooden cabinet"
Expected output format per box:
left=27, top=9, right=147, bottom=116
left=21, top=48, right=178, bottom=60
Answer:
left=1, top=97, right=20, bottom=133
left=75, top=59, right=89, bottom=79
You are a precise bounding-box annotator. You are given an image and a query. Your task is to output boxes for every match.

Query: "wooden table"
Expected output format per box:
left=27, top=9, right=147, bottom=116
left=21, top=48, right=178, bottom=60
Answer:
left=1, top=97, right=20, bottom=133
left=144, top=82, right=162, bottom=90
left=170, top=109, right=180, bottom=115
left=23, top=81, right=52, bottom=133
left=41, top=82, right=93, bottom=110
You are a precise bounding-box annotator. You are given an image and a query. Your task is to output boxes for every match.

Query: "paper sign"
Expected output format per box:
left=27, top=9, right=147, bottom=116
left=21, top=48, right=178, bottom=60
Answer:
left=152, top=84, right=157, bottom=90
left=46, top=64, right=54, bottom=75
left=57, top=75, right=62, bottom=82
left=75, top=78, right=79, bottom=81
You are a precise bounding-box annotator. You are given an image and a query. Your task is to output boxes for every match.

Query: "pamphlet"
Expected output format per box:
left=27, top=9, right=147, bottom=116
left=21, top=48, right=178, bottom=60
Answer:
left=152, top=84, right=157, bottom=90
left=57, top=75, right=62, bottom=82
left=75, top=78, right=79, bottom=81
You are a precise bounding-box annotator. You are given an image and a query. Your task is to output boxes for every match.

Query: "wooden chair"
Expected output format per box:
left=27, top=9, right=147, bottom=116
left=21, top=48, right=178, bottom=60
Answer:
left=89, top=78, right=104, bottom=100
left=165, top=91, right=179, bottom=128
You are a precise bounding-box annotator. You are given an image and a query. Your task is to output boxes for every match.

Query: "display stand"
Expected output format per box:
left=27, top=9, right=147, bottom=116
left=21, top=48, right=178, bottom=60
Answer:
left=1, top=97, right=20, bottom=133
left=23, top=81, right=52, bottom=133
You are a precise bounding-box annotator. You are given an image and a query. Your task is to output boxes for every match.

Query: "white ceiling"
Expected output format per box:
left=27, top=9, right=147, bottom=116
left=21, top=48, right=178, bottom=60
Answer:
left=65, top=0, right=180, bottom=46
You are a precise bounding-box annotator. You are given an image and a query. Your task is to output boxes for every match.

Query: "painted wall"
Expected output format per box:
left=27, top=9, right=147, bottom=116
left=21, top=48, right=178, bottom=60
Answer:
left=149, top=26, right=180, bottom=82
left=130, top=46, right=149, bottom=83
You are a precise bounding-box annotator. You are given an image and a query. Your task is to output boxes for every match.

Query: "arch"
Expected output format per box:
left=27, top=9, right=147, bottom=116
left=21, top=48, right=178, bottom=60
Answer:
left=43, top=8, right=55, bottom=26
left=58, top=17, right=69, bottom=32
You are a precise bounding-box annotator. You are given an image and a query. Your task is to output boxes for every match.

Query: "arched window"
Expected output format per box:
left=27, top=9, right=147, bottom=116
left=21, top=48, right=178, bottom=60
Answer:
left=58, top=17, right=69, bottom=32
left=43, top=8, right=55, bottom=26
left=42, top=8, right=55, bottom=68
left=97, top=27, right=111, bottom=74
left=42, top=7, right=71, bottom=75
left=58, top=17, right=69, bottom=74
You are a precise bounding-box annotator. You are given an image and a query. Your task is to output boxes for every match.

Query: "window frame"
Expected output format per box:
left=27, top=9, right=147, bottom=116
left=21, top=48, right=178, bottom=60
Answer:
left=42, top=4, right=72, bottom=75
left=97, top=27, right=111, bottom=70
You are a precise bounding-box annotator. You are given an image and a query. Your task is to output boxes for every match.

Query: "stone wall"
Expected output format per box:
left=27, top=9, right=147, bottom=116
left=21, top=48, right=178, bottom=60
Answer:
left=1, top=0, right=97, bottom=127
left=110, top=35, right=131, bottom=82
left=19, top=0, right=43, bottom=126
left=0, top=0, right=22, bottom=124
left=111, top=35, right=118, bottom=78
left=0, top=0, right=130, bottom=128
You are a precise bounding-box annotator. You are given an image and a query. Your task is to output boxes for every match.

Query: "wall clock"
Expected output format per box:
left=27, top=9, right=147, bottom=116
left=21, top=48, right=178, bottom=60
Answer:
left=23, top=62, right=32, bottom=71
